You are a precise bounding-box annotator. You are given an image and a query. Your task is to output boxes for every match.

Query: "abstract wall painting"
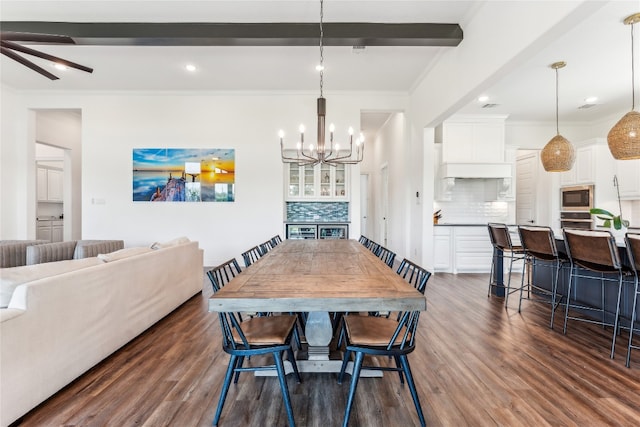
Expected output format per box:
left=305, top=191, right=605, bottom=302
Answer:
left=133, top=148, right=235, bottom=202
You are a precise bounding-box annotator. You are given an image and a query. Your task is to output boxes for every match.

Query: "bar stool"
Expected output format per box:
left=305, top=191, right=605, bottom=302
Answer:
left=517, top=225, right=569, bottom=328
left=562, top=229, right=628, bottom=359
left=625, top=232, right=640, bottom=367
left=487, top=223, right=526, bottom=307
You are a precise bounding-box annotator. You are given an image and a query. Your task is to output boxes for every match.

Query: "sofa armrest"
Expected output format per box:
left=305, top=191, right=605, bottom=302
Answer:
left=0, top=307, right=25, bottom=322
left=26, top=241, right=77, bottom=265
left=74, top=240, right=125, bottom=259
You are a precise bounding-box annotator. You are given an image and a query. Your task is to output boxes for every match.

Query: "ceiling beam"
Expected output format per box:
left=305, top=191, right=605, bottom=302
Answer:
left=0, top=22, right=462, bottom=47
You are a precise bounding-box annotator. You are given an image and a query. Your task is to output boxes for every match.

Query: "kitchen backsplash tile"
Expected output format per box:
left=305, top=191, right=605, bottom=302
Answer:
left=287, top=202, right=349, bottom=222
left=434, top=179, right=511, bottom=224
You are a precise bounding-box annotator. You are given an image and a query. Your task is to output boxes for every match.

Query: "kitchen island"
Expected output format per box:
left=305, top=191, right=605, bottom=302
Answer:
left=527, top=230, right=636, bottom=323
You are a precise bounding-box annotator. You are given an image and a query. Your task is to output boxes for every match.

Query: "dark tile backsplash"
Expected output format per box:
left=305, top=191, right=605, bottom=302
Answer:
left=286, top=202, right=349, bottom=222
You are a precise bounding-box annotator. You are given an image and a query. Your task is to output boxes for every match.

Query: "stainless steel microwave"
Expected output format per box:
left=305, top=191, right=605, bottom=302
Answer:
left=561, top=185, right=594, bottom=211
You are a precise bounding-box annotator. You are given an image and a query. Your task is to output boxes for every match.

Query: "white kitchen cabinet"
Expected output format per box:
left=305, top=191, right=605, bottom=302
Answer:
left=433, top=225, right=494, bottom=274
left=433, top=226, right=452, bottom=272
left=36, top=219, right=64, bottom=243
left=439, top=115, right=507, bottom=164
left=560, top=142, right=599, bottom=186
left=52, top=220, right=64, bottom=242
left=37, top=166, right=63, bottom=202
left=286, top=162, right=348, bottom=200
left=453, top=227, right=494, bottom=273
left=36, top=221, right=52, bottom=241
left=616, top=158, right=640, bottom=199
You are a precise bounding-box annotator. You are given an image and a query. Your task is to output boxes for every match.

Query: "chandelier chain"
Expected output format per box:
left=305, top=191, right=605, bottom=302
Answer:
left=319, top=0, right=324, bottom=97
left=632, top=22, right=636, bottom=110
left=555, top=66, right=559, bottom=135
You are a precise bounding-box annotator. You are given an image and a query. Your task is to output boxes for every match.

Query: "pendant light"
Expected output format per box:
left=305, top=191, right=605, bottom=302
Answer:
left=608, top=13, right=640, bottom=160
left=541, top=61, right=575, bottom=172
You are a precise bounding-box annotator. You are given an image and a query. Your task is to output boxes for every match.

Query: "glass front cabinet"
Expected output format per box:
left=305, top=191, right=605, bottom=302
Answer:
left=286, top=163, right=348, bottom=200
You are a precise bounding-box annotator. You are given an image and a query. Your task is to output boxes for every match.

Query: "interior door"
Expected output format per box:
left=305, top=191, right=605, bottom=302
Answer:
left=360, top=174, right=369, bottom=236
left=516, top=152, right=537, bottom=225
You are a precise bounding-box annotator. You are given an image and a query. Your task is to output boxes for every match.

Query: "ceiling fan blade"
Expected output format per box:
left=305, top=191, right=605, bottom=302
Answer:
left=1, top=46, right=59, bottom=80
left=0, top=31, right=75, bottom=44
left=1, top=40, right=93, bottom=73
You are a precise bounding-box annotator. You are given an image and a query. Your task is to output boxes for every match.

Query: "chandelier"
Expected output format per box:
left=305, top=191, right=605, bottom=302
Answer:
left=279, top=0, right=364, bottom=166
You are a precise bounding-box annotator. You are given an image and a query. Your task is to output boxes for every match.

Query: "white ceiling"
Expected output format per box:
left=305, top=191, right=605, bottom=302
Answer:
left=1, top=0, right=640, bottom=135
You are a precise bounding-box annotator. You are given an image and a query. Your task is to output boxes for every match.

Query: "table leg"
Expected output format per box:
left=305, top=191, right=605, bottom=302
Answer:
left=256, top=311, right=381, bottom=377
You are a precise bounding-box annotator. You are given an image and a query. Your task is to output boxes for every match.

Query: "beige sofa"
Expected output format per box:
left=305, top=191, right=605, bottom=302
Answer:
left=0, top=240, right=203, bottom=427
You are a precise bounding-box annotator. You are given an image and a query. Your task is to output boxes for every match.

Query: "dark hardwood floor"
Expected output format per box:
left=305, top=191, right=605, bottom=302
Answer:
left=13, top=272, right=640, bottom=427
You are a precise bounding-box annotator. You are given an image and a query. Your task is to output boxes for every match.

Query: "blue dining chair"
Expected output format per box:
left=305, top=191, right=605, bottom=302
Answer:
left=338, top=310, right=426, bottom=427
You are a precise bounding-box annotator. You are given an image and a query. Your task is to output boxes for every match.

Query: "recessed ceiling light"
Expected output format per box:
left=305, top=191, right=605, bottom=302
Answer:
left=478, top=95, right=489, bottom=102
left=53, top=63, right=67, bottom=71
left=584, top=96, right=598, bottom=103
left=185, top=64, right=197, bottom=72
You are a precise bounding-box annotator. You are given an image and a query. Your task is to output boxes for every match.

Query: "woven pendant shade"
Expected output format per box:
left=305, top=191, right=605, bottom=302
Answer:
left=541, top=134, right=576, bottom=172
left=541, top=61, right=574, bottom=172
left=608, top=111, right=640, bottom=160
left=609, top=13, right=640, bottom=160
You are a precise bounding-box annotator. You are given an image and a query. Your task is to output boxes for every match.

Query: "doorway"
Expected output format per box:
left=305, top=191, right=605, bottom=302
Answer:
left=381, top=163, right=389, bottom=246
left=516, top=152, right=538, bottom=225
left=360, top=174, right=369, bottom=237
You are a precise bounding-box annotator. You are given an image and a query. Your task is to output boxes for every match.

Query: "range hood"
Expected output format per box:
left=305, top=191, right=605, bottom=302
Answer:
left=440, top=162, right=512, bottom=179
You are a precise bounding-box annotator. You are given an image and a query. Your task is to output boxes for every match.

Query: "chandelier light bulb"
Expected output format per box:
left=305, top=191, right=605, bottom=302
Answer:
left=278, top=130, right=285, bottom=139
left=360, top=132, right=365, bottom=142
left=348, top=127, right=354, bottom=135
left=329, top=123, right=335, bottom=133
left=296, top=142, right=302, bottom=150
left=316, top=64, right=324, bottom=71
left=308, top=144, right=314, bottom=151
left=335, top=143, right=340, bottom=150
left=299, top=124, right=305, bottom=133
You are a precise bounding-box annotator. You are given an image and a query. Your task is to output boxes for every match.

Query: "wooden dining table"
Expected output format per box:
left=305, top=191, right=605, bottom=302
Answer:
left=208, top=239, right=426, bottom=374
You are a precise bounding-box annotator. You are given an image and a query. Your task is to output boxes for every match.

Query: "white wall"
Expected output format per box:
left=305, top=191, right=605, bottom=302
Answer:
left=362, top=112, right=423, bottom=262
left=1, top=90, right=411, bottom=266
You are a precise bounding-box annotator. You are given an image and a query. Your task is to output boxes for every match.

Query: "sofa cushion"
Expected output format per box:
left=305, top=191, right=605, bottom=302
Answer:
left=74, top=240, right=124, bottom=259
left=26, top=241, right=78, bottom=265
left=97, top=247, right=153, bottom=262
left=0, top=258, right=103, bottom=308
left=149, top=236, right=190, bottom=250
left=0, top=240, right=48, bottom=268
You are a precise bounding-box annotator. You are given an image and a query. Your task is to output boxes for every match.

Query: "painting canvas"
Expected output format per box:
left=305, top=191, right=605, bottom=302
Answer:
left=133, top=148, right=235, bottom=202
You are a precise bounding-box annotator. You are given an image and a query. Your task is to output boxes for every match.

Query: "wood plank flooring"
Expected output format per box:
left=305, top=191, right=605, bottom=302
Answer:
left=12, top=272, right=640, bottom=427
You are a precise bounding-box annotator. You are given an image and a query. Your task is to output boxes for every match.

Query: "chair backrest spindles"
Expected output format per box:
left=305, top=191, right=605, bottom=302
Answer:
left=207, top=258, right=242, bottom=292
left=396, top=258, right=431, bottom=294
left=241, top=245, right=263, bottom=267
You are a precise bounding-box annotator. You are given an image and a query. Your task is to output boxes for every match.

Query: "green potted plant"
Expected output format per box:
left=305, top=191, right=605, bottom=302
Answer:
left=589, top=175, right=629, bottom=230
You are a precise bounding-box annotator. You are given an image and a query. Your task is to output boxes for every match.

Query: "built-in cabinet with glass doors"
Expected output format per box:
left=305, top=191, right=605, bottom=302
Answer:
left=286, top=163, right=348, bottom=200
